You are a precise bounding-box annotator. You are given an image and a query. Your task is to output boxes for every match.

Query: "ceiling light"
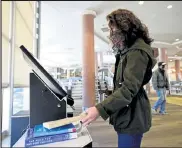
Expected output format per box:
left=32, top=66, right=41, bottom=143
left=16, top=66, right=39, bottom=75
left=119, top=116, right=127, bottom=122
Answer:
left=138, top=1, right=144, bottom=5
left=170, top=60, right=173, bottom=62
left=175, top=39, right=180, bottom=41
left=167, top=5, right=172, bottom=9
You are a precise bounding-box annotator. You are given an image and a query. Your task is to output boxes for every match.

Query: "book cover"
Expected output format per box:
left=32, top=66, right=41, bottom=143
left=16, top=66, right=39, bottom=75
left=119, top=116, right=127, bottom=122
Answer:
left=33, top=123, right=76, bottom=138
left=25, top=128, right=78, bottom=147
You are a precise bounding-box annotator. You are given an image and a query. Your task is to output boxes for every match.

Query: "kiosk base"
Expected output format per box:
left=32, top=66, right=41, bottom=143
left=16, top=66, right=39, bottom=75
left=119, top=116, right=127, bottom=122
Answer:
left=30, top=73, right=66, bottom=128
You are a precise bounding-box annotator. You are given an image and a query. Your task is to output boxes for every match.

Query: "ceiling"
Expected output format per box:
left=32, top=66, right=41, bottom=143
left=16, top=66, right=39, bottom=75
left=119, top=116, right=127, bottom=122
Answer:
left=40, top=1, right=182, bottom=67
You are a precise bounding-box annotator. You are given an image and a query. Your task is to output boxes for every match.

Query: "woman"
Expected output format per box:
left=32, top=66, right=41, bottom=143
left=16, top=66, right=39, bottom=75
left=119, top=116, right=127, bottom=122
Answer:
left=81, top=9, right=157, bottom=147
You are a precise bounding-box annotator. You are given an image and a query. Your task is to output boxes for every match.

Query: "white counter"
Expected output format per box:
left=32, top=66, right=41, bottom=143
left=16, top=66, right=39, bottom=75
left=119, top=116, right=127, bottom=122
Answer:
left=13, top=127, right=92, bottom=147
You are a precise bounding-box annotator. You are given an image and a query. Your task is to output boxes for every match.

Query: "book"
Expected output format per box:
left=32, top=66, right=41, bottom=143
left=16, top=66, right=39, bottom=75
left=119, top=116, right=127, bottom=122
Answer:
left=33, top=123, right=76, bottom=138
left=25, top=128, right=78, bottom=147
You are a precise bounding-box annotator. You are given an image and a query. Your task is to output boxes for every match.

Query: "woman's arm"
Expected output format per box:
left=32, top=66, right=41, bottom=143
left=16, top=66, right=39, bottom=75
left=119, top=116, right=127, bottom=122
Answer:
left=95, top=49, right=149, bottom=120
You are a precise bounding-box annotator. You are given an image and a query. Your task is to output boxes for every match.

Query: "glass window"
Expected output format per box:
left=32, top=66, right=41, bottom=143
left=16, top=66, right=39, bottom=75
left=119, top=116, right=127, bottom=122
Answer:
left=13, top=87, right=29, bottom=115
left=12, top=1, right=35, bottom=115
left=2, top=87, right=10, bottom=132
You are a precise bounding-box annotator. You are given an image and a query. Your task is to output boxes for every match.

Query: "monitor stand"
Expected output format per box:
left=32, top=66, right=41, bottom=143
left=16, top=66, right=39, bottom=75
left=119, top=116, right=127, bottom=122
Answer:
left=29, top=73, right=66, bottom=128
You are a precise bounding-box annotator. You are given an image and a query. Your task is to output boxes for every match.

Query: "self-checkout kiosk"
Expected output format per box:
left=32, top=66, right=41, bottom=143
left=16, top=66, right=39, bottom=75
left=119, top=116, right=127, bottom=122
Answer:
left=12, top=45, right=92, bottom=147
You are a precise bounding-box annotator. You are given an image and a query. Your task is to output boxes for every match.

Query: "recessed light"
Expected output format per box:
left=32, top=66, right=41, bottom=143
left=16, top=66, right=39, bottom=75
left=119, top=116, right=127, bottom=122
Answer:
left=175, top=39, right=180, bottom=41
left=138, top=1, right=144, bottom=5
left=170, top=60, right=173, bottom=62
left=167, top=5, right=172, bottom=9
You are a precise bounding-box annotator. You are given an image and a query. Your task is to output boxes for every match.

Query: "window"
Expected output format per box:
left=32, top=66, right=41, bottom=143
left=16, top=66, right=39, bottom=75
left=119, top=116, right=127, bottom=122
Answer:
left=2, top=87, right=10, bottom=132
left=13, top=87, right=29, bottom=115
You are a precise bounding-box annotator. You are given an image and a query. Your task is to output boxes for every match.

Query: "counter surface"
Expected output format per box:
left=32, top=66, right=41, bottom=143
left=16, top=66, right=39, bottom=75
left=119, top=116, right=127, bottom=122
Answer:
left=13, top=127, right=92, bottom=147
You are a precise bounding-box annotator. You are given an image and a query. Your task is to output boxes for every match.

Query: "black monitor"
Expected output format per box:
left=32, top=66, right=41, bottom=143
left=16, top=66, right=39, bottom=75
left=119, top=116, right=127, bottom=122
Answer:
left=19, top=45, right=74, bottom=107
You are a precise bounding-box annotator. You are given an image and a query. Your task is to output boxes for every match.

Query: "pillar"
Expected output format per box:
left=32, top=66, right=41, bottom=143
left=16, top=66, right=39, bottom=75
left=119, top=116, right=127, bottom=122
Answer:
left=82, top=10, right=96, bottom=110
left=165, top=55, right=169, bottom=71
left=175, top=60, right=180, bottom=81
left=158, top=48, right=167, bottom=63
left=153, top=47, right=159, bottom=58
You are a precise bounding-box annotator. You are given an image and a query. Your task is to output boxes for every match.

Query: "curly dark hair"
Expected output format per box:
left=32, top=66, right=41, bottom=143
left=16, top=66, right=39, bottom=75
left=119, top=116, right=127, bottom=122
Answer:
left=106, top=9, right=153, bottom=48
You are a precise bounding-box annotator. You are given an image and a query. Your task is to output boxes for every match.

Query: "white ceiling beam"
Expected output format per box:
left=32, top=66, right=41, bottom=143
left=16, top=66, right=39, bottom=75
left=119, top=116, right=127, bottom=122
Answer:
left=172, top=40, right=182, bottom=45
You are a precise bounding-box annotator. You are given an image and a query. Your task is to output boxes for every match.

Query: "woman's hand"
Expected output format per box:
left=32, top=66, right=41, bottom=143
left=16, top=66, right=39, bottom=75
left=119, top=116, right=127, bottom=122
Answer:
left=81, top=106, right=100, bottom=127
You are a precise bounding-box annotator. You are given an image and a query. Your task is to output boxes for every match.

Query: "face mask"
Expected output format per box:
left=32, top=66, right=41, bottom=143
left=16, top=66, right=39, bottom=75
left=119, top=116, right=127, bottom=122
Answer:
left=109, top=31, right=125, bottom=55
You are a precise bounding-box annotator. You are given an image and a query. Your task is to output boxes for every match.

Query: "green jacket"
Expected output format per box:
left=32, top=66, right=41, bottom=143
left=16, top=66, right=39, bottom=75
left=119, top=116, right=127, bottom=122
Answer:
left=96, top=38, right=157, bottom=134
left=152, top=69, right=169, bottom=90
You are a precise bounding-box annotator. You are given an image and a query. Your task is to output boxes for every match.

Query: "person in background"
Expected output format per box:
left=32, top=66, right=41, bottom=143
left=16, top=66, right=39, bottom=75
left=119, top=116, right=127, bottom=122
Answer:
left=151, top=62, right=170, bottom=115
left=81, top=9, right=156, bottom=148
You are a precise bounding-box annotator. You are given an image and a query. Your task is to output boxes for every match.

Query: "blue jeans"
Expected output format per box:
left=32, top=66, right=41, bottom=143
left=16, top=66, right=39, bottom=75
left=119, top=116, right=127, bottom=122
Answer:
left=117, top=133, right=143, bottom=148
left=152, top=88, right=166, bottom=113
